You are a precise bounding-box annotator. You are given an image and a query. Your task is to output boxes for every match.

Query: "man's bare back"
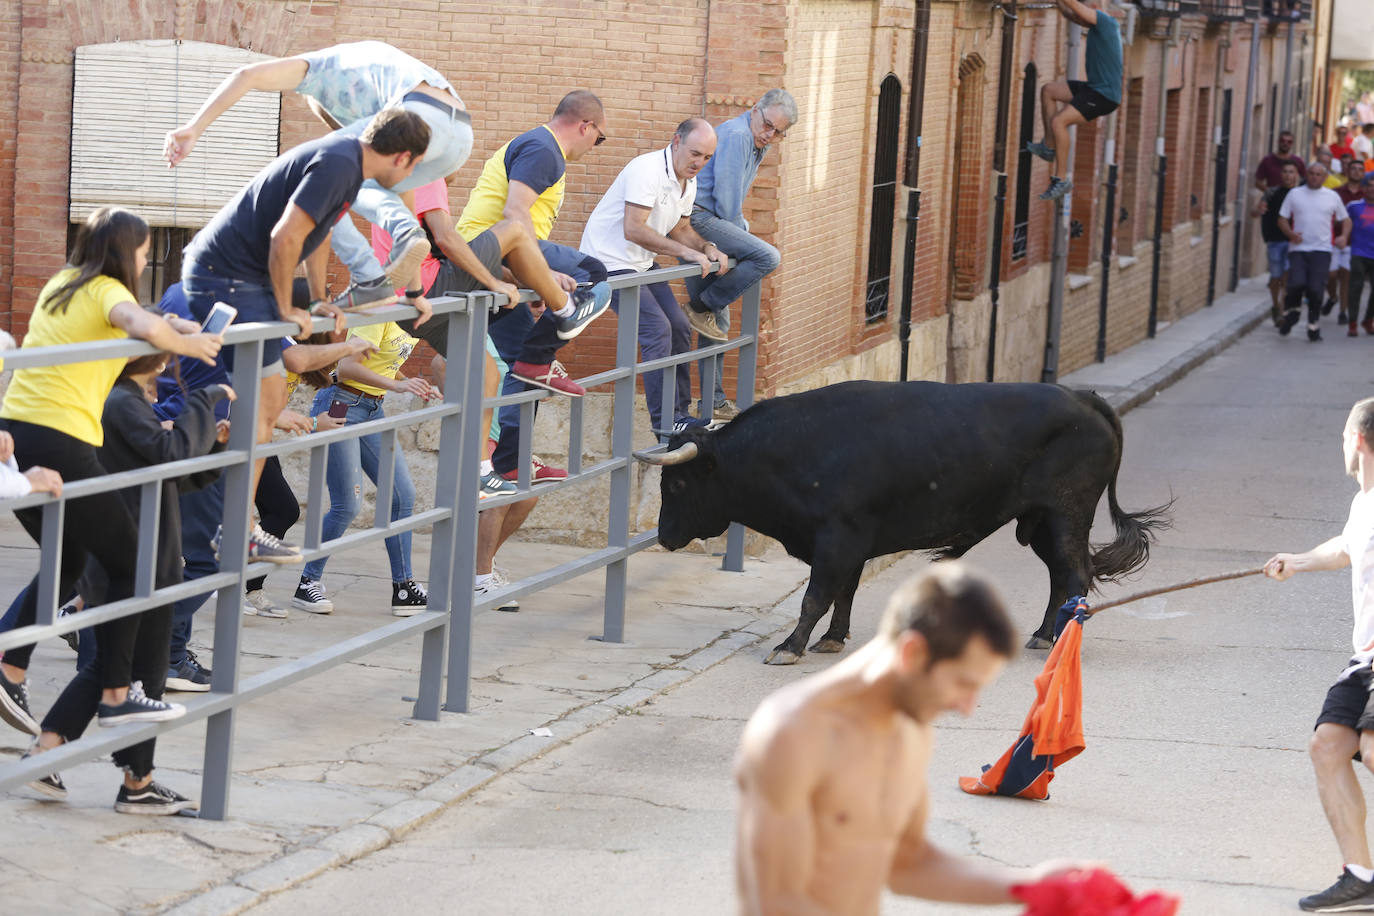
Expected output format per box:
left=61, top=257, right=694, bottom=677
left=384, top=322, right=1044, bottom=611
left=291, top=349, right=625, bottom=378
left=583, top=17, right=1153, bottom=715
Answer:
left=734, top=565, right=1088, bottom=915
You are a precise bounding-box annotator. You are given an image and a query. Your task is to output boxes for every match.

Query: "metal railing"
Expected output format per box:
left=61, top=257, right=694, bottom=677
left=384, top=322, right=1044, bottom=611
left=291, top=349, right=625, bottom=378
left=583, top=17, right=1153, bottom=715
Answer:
left=1201, top=0, right=1251, bottom=20
left=0, top=263, right=759, bottom=818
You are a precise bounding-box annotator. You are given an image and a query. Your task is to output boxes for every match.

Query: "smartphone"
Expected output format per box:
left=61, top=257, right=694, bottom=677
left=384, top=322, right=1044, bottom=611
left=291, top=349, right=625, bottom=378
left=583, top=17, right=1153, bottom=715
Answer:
left=327, top=401, right=348, bottom=419
left=201, top=301, right=237, bottom=336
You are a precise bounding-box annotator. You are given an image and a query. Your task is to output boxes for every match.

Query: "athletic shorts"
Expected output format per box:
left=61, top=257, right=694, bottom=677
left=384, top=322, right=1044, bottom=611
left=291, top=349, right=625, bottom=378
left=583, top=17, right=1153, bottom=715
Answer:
left=399, top=228, right=504, bottom=358
left=1266, top=241, right=1290, bottom=279
left=1316, top=661, right=1374, bottom=738
left=1334, top=246, right=1352, bottom=271
left=1068, top=80, right=1120, bottom=122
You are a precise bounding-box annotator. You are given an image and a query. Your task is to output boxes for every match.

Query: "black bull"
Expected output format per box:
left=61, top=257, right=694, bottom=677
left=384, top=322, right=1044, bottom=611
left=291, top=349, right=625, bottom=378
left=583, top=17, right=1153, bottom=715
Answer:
left=635, top=381, right=1170, bottom=664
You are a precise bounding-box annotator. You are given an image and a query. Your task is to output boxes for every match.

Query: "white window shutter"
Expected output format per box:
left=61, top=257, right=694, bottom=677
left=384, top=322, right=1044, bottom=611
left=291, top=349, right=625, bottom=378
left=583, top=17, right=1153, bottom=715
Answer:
left=71, top=39, right=281, bottom=228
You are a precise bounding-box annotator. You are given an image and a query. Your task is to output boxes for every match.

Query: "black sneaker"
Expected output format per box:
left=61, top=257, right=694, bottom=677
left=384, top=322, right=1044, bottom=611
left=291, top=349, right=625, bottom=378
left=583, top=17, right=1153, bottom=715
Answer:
left=249, top=524, right=302, bottom=565
left=391, top=579, right=429, bottom=617
left=330, top=276, right=399, bottom=312
left=1025, top=140, right=1056, bottom=162
left=1308, top=324, right=1323, bottom=342
left=166, top=651, right=212, bottom=693
left=1323, top=295, right=1338, bottom=316
left=57, top=601, right=80, bottom=653
left=1300, top=868, right=1374, bottom=911
left=20, top=751, right=66, bottom=800
left=0, top=671, right=39, bottom=736
left=114, top=780, right=195, bottom=816
left=555, top=281, right=612, bottom=340
left=1279, top=309, right=1301, bottom=336
left=292, top=577, right=334, bottom=614
left=97, top=681, right=186, bottom=727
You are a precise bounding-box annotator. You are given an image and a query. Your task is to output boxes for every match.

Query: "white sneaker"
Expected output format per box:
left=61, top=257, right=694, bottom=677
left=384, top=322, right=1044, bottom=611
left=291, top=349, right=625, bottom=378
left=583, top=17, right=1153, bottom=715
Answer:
left=243, top=589, right=288, bottom=619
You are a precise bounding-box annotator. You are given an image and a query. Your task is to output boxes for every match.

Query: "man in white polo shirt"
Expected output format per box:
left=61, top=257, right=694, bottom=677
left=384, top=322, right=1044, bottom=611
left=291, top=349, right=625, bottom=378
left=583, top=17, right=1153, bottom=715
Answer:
left=1279, top=161, right=1352, bottom=341
left=580, top=118, right=729, bottom=436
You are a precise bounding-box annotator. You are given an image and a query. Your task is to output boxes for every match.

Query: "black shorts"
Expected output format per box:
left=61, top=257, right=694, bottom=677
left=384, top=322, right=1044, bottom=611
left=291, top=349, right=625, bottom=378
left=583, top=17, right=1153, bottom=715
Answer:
left=1316, top=662, right=1374, bottom=737
left=401, top=228, right=504, bottom=358
left=1068, top=80, right=1120, bottom=122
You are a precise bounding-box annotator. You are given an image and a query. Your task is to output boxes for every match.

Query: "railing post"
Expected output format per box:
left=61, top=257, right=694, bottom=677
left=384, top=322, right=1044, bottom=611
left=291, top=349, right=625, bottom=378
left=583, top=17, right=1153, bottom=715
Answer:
left=199, top=336, right=263, bottom=821
left=723, top=281, right=762, bottom=572
left=414, top=298, right=468, bottom=721
left=444, top=294, right=488, bottom=713
left=603, top=285, right=640, bottom=642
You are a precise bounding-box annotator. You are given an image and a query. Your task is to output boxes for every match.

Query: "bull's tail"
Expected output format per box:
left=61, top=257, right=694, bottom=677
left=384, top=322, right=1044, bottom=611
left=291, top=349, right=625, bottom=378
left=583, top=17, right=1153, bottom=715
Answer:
left=1076, top=390, right=1174, bottom=584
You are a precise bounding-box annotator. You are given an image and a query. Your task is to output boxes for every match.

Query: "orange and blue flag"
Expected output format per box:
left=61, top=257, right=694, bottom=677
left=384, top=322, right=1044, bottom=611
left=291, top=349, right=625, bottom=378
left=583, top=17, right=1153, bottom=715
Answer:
left=959, top=597, right=1088, bottom=800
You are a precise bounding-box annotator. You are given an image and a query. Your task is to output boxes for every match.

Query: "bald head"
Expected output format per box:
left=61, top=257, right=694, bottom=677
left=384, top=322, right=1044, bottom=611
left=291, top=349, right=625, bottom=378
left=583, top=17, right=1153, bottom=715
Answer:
left=670, top=117, right=717, bottom=181
left=552, top=90, right=603, bottom=125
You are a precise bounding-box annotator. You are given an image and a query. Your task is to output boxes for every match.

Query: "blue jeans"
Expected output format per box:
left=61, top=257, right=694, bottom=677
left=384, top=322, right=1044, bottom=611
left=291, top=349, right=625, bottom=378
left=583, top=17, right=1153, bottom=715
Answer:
left=488, top=240, right=607, bottom=475
left=608, top=269, right=691, bottom=432
left=181, top=264, right=284, bottom=371
left=684, top=211, right=778, bottom=407
left=302, top=387, right=416, bottom=583
left=330, top=101, right=475, bottom=283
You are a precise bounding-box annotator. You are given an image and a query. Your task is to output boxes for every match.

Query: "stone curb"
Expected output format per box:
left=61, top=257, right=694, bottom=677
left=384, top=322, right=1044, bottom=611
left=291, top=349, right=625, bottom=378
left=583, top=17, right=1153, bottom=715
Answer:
left=154, top=613, right=790, bottom=916
left=1104, top=301, right=1270, bottom=416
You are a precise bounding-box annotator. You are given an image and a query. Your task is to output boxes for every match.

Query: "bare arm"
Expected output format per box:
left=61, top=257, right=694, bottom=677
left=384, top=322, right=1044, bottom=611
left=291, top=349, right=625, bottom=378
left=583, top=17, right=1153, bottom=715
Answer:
left=667, top=217, right=731, bottom=277
left=1056, top=0, right=1098, bottom=27
left=1266, top=534, right=1350, bottom=580
left=1278, top=215, right=1302, bottom=245
left=624, top=207, right=727, bottom=281
left=424, top=209, right=520, bottom=306
left=108, top=301, right=222, bottom=365
left=502, top=180, right=542, bottom=241
left=1336, top=216, right=1353, bottom=248
left=735, top=714, right=832, bottom=916
left=164, top=57, right=311, bottom=167
left=269, top=204, right=336, bottom=338
left=304, top=235, right=331, bottom=301
left=336, top=354, right=436, bottom=399
left=281, top=336, right=375, bottom=375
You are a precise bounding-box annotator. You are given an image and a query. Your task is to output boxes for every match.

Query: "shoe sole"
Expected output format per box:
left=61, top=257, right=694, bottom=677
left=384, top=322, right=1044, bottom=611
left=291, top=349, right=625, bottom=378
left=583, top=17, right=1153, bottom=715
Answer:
left=686, top=310, right=728, bottom=342
left=28, top=779, right=67, bottom=801
left=383, top=238, right=431, bottom=288
left=98, top=708, right=186, bottom=727
left=0, top=689, right=40, bottom=736
left=391, top=606, right=427, bottom=617
left=250, top=551, right=304, bottom=565
left=165, top=677, right=212, bottom=693
left=495, top=602, right=520, bottom=613
left=290, top=598, right=334, bottom=614
left=115, top=800, right=193, bottom=815
left=243, top=605, right=289, bottom=618
left=510, top=372, right=585, bottom=398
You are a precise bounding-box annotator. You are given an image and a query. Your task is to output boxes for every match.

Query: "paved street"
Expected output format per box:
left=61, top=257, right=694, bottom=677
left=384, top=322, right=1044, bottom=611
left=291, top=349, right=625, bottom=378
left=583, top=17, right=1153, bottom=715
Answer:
left=5, top=278, right=1372, bottom=916
left=236, top=300, right=1374, bottom=916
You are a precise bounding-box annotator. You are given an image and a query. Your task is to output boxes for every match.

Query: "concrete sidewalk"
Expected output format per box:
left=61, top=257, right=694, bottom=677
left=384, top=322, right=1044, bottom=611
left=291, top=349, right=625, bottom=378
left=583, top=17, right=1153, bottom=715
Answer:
left=0, top=276, right=1274, bottom=916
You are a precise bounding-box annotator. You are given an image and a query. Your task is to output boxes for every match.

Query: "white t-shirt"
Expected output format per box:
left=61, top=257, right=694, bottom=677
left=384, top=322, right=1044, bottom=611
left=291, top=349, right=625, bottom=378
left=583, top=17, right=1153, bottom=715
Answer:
left=1278, top=184, right=1349, bottom=252
left=580, top=147, right=696, bottom=273
left=1354, top=134, right=1374, bottom=162
left=1343, top=488, right=1374, bottom=666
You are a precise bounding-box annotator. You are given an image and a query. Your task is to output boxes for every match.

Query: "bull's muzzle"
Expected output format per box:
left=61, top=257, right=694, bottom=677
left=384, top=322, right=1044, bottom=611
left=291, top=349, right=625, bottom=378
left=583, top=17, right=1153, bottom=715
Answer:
left=631, top=442, right=699, bottom=466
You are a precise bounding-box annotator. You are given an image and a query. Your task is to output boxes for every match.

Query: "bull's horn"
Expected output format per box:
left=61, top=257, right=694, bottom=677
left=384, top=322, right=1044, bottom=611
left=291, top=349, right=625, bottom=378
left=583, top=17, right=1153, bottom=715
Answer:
left=632, top=442, right=699, bottom=466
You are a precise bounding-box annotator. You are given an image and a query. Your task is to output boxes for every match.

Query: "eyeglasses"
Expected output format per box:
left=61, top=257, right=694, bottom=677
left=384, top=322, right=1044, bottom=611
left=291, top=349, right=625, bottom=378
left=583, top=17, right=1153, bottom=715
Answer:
left=756, top=110, right=787, bottom=139
left=584, top=120, right=607, bottom=146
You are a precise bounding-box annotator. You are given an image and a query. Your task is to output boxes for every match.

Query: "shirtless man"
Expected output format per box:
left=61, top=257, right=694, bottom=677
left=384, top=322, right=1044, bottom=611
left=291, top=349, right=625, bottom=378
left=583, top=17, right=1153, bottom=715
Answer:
left=735, top=563, right=1085, bottom=914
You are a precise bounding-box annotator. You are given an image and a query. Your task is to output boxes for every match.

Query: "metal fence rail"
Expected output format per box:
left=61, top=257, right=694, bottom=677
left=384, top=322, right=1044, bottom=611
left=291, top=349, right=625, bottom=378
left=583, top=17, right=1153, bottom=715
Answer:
left=0, top=262, right=758, bottom=818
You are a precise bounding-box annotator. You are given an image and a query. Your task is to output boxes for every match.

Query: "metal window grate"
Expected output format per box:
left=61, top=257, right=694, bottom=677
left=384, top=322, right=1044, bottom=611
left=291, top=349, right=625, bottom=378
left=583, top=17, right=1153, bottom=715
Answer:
left=1012, top=63, right=1038, bottom=262
left=865, top=75, right=902, bottom=324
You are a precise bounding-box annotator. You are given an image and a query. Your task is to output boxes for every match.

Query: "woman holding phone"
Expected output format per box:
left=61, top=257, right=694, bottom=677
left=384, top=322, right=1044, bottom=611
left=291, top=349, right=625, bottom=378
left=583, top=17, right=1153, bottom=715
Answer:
left=293, top=319, right=435, bottom=617
left=0, top=206, right=222, bottom=738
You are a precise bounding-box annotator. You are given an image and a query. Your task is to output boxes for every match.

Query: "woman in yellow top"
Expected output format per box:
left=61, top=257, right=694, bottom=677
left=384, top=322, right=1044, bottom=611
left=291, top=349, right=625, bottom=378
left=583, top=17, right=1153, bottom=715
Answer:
left=0, top=206, right=222, bottom=735
left=293, top=320, right=436, bottom=617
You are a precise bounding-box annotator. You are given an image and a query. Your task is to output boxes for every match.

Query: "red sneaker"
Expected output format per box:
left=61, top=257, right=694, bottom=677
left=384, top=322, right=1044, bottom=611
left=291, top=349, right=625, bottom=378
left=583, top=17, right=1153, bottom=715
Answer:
left=511, top=360, right=585, bottom=397
left=500, top=455, right=568, bottom=484
left=1364, top=319, right=1374, bottom=336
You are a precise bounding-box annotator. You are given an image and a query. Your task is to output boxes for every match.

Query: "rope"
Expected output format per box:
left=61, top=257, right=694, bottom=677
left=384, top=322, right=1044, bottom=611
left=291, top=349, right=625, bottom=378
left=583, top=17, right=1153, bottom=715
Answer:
left=1085, top=566, right=1266, bottom=616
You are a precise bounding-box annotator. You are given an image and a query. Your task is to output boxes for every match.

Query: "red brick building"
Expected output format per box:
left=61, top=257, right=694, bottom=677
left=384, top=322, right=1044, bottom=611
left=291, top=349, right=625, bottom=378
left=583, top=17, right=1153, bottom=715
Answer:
left=0, top=0, right=1323, bottom=397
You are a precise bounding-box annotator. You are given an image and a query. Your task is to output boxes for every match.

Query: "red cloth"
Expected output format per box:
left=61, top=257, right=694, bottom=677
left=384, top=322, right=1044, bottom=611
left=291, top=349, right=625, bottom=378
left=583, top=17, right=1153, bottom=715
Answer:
left=1012, top=868, right=1180, bottom=916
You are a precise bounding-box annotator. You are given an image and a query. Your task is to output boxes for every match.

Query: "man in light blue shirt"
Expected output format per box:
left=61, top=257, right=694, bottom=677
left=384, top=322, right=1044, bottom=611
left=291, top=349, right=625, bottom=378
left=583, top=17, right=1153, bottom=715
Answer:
left=685, top=89, right=797, bottom=420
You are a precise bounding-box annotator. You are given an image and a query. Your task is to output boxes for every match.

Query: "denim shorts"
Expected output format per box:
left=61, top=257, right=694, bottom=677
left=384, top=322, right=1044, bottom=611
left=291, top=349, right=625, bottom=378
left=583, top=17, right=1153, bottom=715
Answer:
left=1266, top=241, right=1290, bottom=279
left=182, top=261, right=284, bottom=375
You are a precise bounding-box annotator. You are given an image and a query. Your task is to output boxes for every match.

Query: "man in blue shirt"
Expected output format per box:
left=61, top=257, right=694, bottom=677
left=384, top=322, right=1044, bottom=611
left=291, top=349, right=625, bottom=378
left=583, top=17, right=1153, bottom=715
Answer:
left=1025, top=0, right=1123, bottom=202
left=1346, top=174, right=1374, bottom=337
left=684, top=89, right=797, bottom=421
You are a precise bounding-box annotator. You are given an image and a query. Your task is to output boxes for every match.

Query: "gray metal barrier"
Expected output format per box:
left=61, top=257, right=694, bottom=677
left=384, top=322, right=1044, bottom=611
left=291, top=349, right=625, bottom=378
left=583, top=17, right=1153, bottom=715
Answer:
left=0, top=261, right=758, bottom=819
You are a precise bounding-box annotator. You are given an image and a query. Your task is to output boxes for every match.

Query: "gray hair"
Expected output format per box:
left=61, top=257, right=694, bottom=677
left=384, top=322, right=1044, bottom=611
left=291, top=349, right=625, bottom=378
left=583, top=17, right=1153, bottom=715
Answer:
left=755, top=89, right=798, bottom=126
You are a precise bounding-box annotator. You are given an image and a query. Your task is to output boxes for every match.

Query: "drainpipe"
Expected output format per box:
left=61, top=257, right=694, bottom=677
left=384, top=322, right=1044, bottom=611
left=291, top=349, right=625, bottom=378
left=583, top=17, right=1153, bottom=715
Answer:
left=1206, top=24, right=1230, bottom=307
left=1096, top=104, right=1119, bottom=362
left=1230, top=14, right=1260, bottom=293
left=987, top=0, right=1018, bottom=382
left=1041, top=18, right=1080, bottom=382
left=1280, top=12, right=1294, bottom=141
left=1148, top=18, right=1179, bottom=338
left=898, top=0, right=931, bottom=381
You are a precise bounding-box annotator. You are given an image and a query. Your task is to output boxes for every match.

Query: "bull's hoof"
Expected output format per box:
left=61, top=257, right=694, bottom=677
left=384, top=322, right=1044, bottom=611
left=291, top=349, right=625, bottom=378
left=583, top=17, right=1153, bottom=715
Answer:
left=1024, top=634, right=1053, bottom=650
left=764, top=648, right=803, bottom=665
left=808, top=638, right=846, bottom=654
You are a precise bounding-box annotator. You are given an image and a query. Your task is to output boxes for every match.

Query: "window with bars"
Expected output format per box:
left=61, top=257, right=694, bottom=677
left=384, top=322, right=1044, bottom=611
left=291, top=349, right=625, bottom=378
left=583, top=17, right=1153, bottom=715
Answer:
left=864, top=74, right=902, bottom=324
left=1011, top=63, right=1038, bottom=262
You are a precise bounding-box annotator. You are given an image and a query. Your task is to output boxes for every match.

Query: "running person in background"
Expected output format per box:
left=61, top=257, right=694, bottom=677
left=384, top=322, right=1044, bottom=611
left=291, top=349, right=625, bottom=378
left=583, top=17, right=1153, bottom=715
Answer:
left=1345, top=174, right=1374, bottom=338
left=1025, top=0, right=1123, bottom=202
left=0, top=207, right=220, bottom=738
left=165, top=41, right=472, bottom=313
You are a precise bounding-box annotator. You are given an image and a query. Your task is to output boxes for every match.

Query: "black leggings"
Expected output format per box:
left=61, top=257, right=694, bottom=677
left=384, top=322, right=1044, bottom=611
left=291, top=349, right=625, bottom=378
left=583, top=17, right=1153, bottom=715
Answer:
left=246, top=455, right=300, bottom=592
left=1351, top=255, right=1374, bottom=325
left=1, top=420, right=143, bottom=688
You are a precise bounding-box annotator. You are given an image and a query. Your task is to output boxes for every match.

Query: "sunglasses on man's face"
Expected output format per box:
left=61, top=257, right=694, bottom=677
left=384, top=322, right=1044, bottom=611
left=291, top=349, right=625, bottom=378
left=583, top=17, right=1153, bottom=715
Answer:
left=584, top=120, right=608, bottom=146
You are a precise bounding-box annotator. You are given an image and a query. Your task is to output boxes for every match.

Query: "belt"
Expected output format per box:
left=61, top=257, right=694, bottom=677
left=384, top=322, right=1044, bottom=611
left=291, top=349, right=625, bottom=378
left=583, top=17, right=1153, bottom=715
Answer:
left=337, top=382, right=385, bottom=402
left=402, top=90, right=471, bottom=124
